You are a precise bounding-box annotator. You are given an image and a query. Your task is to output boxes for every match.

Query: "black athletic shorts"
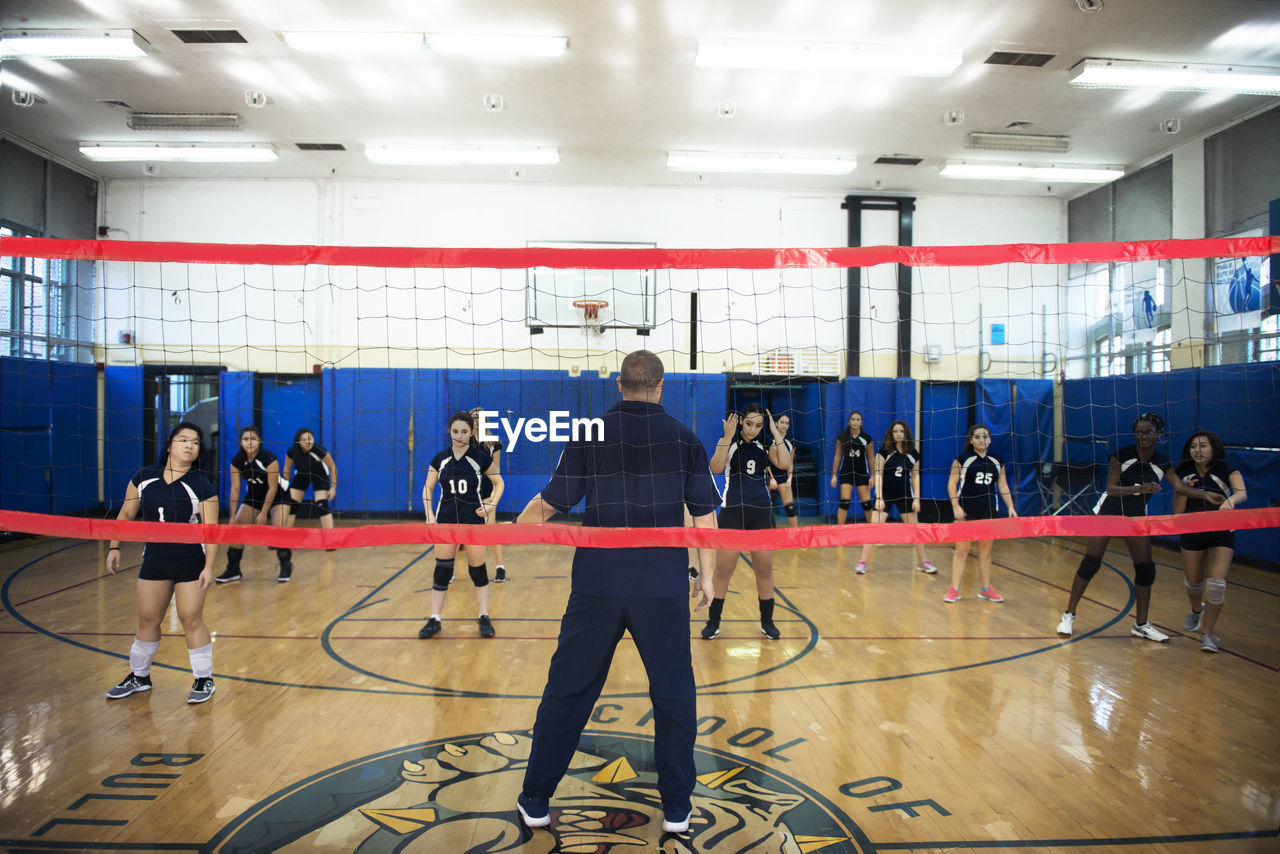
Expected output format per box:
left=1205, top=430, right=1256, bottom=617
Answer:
left=138, top=556, right=205, bottom=583
left=436, top=504, right=486, bottom=525
left=718, top=505, right=775, bottom=530
left=1180, top=530, right=1235, bottom=551
left=840, top=472, right=870, bottom=488
left=769, top=468, right=790, bottom=486
left=288, top=471, right=330, bottom=493
left=880, top=495, right=913, bottom=516
left=959, top=497, right=998, bottom=521
left=242, top=493, right=286, bottom=511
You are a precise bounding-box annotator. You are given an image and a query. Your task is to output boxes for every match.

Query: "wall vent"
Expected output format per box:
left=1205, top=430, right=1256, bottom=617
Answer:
left=874, top=155, right=923, bottom=166
left=985, top=51, right=1054, bottom=67
left=296, top=142, right=347, bottom=151
left=171, top=29, right=248, bottom=44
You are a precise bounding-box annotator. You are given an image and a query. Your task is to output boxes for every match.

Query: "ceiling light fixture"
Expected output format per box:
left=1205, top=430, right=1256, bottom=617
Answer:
left=279, top=31, right=424, bottom=53
left=0, top=29, right=150, bottom=59
left=1068, top=58, right=1280, bottom=95
left=695, top=38, right=961, bottom=76
left=940, top=161, right=1123, bottom=183
left=425, top=33, right=568, bottom=57
left=667, top=150, right=856, bottom=175
left=364, top=145, right=560, bottom=165
left=966, top=131, right=1072, bottom=153
left=79, top=143, right=279, bottom=163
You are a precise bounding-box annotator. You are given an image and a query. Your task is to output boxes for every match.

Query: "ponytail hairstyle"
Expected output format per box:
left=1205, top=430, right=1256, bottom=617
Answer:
left=1132, top=411, right=1165, bottom=434
left=161, top=420, right=205, bottom=465
left=837, top=411, right=863, bottom=454
left=736, top=402, right=768, bottom=443
left=963, top=423, right=992, bottom=456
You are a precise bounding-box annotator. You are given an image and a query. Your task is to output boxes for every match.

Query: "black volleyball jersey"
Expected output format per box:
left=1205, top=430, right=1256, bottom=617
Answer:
left=954, top=451, right=1007, bottom=500
left=769, top=437, right=795, bottom=478
left=1175, top=459, right=1237, bottom=513
left=879, top=448, right=919, bottom=498
left=1094, top=444, right=1173, bottom=515
left=287, top=442, right=331, bottom=476
left=430, top=445, right=493, bottom=513
left=722, top=437, right=772, bottom=508
left=131, top=465, right=217, bottom=565
left=230, top=448, right=278, bottom=499
left=841, top=432, right=872, bottom=477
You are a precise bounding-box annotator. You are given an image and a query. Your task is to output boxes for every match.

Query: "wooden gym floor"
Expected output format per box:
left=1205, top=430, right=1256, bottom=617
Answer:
left=0, top=527, right=1276, bottom=853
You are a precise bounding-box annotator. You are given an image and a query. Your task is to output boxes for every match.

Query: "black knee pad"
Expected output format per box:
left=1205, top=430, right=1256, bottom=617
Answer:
left=838, top=499, right=851, bottom=511
left=432, top=558, right=452, bottom=591
left=784, top=503, right=797, bottom=517
left=861, top=500, right=874, bottom=513
left=315, top=498, right=332, bottom=517
left=1134, top=560, right=1156, bottom=587
left=468, top=563, right=489, bottom=588
left=1076, top=554, right=1103, bottom=580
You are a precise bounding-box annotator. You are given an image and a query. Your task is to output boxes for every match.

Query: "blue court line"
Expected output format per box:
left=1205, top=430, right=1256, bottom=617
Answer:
left=870, top=827, right=1279, bottom=851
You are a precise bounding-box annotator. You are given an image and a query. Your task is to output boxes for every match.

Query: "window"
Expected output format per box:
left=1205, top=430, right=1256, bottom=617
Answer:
left=1, top=223, right=94, bottom=361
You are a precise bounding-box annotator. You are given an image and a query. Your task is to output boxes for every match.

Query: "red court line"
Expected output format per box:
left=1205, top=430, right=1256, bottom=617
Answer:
left=3, top=508, right=1275, bottom=550
left=4, top=235, right=1276, bottom=269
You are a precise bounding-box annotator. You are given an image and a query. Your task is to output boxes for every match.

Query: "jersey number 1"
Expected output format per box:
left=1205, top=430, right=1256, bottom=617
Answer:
left=449, top=480, right=469, bottom=495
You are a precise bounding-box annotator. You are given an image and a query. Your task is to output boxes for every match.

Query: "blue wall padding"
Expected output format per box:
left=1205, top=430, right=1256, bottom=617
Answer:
left=258, top=375, right=323, bottom=452
left=1195, top=363, right=1280, bottom=445
left=218, top=371, right=254, bottom=510
left=0, top=358, right=50, bottom=513
left=103, top=365, right=144, bottom=510
left=329, top=368, right=414, bottom=513
left=977, top=379, right=1055, bottom=516
left=1226, top=448, right=1280, bottom=565
left=921, top=382, right=970, bottom=501
left=49, top=361, right=97, bottom=514
left=820, top=378, right=916, bottom=514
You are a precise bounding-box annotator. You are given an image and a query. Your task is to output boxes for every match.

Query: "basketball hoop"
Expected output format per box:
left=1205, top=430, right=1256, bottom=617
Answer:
left=572, top=299, right=609, bottom=338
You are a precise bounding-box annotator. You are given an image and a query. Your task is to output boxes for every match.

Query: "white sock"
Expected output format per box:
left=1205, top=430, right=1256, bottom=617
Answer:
left=130, top=638, right=161, bottom=677
left=188, top=643, right=213, bottom=679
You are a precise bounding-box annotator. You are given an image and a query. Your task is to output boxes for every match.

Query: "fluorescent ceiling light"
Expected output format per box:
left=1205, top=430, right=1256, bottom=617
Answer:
left=280, top=31, right=424, bottom=52
left=365, top=145, right=560, bottom=165
left=426, top=33, right=568, bottom=57
left=79, top=143, right=279, bottom=163
left=668, top=150, right=856, bottom=175
left=966, top=132, right=1072, bottom=153
left=1068, top=58, right=1280, bottom=95
left=696, top=38, right=961, bottom=76
left=0, top=29, right=149, bottom=59
left=940, top=161, right=1123, bottom=183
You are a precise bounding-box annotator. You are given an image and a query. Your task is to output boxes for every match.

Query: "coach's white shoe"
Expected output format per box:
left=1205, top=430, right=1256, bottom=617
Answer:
left=1130, top=621, right=1169, bottom=643
left=1056, top=612, right=1075, bottom=637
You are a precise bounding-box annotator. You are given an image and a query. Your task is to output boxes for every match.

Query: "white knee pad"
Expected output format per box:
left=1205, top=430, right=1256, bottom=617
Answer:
left=1204, top=577, right=1226, bottom=605
left=1184, top=578, right=1204, bottom=595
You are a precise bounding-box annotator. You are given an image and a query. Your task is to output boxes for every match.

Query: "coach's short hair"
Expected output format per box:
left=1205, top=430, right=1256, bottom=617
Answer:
left=619, top=349, right=664, bottom=393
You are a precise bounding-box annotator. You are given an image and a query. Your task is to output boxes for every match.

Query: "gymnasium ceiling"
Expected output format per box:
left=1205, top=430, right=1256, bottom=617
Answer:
left=1, top=0, right=1279, bottom=198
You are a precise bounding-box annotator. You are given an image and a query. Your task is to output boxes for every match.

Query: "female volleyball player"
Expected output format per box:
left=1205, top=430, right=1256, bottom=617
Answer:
left=1056, top=412, right=1192, bottom=641
left=703, top=404, right=792, bottom=640
left=219, top=425, right=292, bottom=583
left=767, top=412, right=799, bottom=528
left=420, top=412, right=504, bottom=639
left=470, top=407, right=507, bottom=582
left=944, top=424, right=1017, bottom=603
left=1173, top=430, right=1246, bottom=654
left=830, top=412, right=873, bottom=525
left=856, top=420, right=937, bottom=575
left=281, top=428, right=338, bottom=549
left=104, top=421, right=219, bottom=704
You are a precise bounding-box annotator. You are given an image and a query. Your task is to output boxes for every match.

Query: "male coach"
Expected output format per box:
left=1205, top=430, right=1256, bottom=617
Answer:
left=515, top=349, right=719, bottom=835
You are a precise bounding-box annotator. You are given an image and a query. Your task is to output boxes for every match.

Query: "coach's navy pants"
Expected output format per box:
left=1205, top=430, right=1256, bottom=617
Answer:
left=522, top=591, right=696, bottom=814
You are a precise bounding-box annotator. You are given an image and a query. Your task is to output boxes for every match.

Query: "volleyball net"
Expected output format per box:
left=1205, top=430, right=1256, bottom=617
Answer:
left=1, top=234, right=1278, bottom=553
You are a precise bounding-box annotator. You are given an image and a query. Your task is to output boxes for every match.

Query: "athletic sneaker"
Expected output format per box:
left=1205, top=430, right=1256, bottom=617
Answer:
left=1183, top=609, right=1203, bottom=632
left=700, top=621, right=720, bottom=640
left=516, top=793, right=551, bottom=828
left=761, top=622, right=781, bottom=640
left=662, top=808, right=693, bottom=833
left=494, top=565, right=507, bottom=583
left=1130, top=622, right=1170, bottom=642
left=105, top=672, right=152, bottom=699
left=478, top=615, right=495, bottom=638
left=215, top=566, right=242, bottom=584
left=1056, top=612, right=1075, bottom=637
left=977, top=587, right=1005, bottom=603
left=277, top=561, right=292, bottom=583
left=187, top=677, right=215, bottom=704
left=854, top=560, right=868, bottom=575
left=942, top=587, right=961, bottom=603
left=1200, top=633, right=1219, bottom=654
left=418, top=617, right=442, bottom=639
left=917, top=561, right=938, bottom=574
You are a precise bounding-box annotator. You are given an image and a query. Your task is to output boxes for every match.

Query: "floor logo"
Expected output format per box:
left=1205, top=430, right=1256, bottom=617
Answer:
left=207, top=730, right=865, bottom=852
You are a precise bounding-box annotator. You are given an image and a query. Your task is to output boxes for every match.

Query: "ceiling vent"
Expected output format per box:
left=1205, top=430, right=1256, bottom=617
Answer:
left=97, top=99, right=132, bottom=109
left=985, top=51, right=1055, bottom=67
left=296, top=142, right=346, bottom=151
left=171, top=29, right=248, bottom=44
left=966, top=131, right=1071, bottom=153
left=874, top=155, right=923, bottom=166
left=128, top=112, right=242, bottom=131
